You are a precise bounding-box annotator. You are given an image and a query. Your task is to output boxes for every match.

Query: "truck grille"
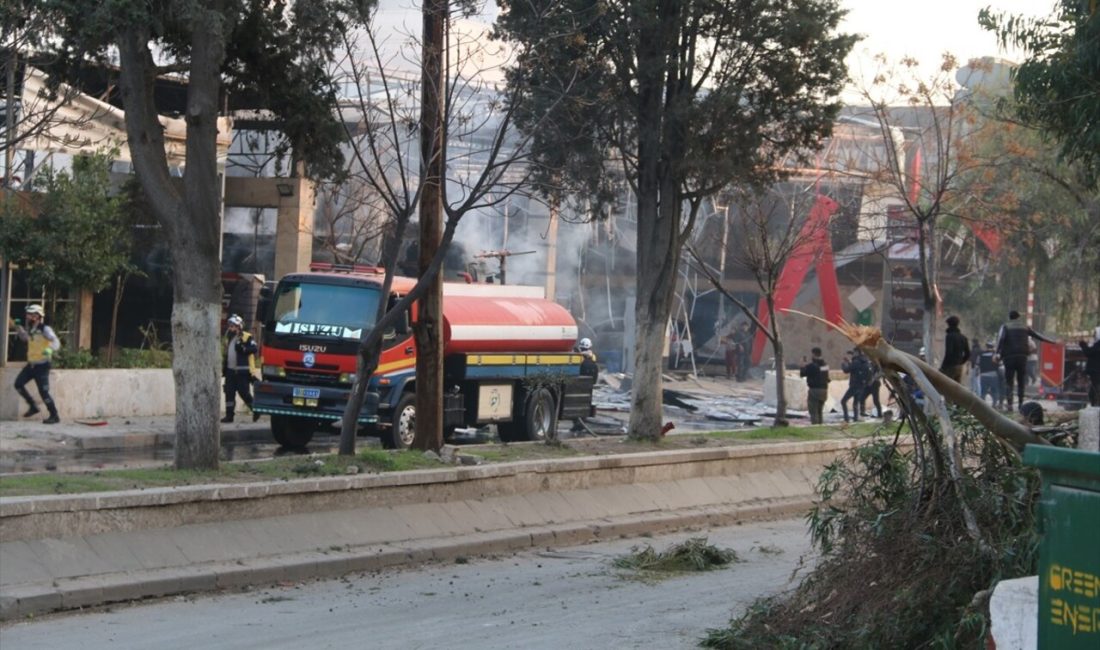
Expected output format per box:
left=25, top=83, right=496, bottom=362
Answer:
left=284, top=370, right=342, bottom=386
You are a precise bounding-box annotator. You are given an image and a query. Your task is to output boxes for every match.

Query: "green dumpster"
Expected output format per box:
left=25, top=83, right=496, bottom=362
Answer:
left=1023, top=445, right=1100, bottom=647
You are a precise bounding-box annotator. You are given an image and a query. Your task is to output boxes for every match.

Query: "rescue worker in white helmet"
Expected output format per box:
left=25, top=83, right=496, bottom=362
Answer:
left=10, top=304, right=61, bottom=424
left=571, top=337, right=599, bottom=434
left=222, top=314, right=259, bottom=423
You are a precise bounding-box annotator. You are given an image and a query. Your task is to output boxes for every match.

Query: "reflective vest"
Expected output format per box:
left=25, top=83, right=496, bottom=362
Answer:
left=26, top=326, right=58, bottom=364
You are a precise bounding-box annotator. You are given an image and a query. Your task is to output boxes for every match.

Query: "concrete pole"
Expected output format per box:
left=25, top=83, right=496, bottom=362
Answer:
left=545, top=197, right=559, bottom=301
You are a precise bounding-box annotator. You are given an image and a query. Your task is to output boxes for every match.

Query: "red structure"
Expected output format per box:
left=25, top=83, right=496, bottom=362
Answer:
left=751, top=193, right=842, bottom=365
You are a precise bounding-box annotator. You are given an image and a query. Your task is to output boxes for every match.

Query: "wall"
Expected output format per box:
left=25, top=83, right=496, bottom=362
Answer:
left=0, top=367, right=175, bottom=420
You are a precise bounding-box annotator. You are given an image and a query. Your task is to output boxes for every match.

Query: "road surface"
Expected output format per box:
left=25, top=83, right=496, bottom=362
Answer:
left=0, top=518, right=815, bottom=649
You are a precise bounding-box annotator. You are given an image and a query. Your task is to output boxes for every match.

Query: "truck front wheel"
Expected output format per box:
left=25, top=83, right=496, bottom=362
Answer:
left=383, top=393, right=417, bottom=449
left=271, top=415, right=316, bottom=448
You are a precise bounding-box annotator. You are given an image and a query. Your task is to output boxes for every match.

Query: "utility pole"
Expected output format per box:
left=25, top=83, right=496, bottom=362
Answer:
left=412, top=0, right=446, bottom=451
left=1, top=48, right=17, bottom=367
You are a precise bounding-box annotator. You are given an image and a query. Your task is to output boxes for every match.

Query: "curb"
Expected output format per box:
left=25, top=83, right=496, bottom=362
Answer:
left=0, top=497, right=811, bottom=621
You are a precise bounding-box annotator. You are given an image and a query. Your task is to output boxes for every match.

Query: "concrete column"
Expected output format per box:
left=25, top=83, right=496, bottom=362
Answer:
left=75, top=289, right=93, bottom=350
left=1079, top=407, right=1099, bottom=452
left=273, top=171, right=315, bottom=280
left=989, top=576, right=1037, bottom=650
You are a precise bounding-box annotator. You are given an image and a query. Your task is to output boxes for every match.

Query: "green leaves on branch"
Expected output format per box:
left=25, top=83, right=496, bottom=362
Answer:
left=0, top=151, right=133, bottom=295
left=979, top=2, right=1100, bottom=186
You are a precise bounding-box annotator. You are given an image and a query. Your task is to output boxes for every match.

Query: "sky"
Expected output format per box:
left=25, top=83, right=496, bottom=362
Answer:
left=840, top=0, right=1055, bottom=82
left=372, top=0, right=1057, bottom=93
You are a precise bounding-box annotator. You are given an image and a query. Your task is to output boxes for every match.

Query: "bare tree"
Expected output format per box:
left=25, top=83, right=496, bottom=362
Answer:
left=849, top=54, right=989, bottom=363
left=688, top=184, right=832, bottom=425
left=334, top=4, right=569, bottom=454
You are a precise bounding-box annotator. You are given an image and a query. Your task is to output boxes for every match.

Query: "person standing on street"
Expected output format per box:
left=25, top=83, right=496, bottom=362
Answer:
left=222, top=314, right=259, bottom=424
left=571, top=337, right=599, bottom=433
left=840, top=348, right=871, bottom=422
left=978, top=343, right=1002, bottom=408
left=996, top=310, right=1055, bottom=412
left=721, top=331, right=737, bottom=379
left=10, top=304, right=61, bottom=424
left=1080, top=326, right=1100, bottom=407
left=733, top=321, right=753, bottom=381
left=939, top=315, right=971, bottom=383
left=800, top=347, right=830, bottom=425
left=968, top=336, right=982, bottom=394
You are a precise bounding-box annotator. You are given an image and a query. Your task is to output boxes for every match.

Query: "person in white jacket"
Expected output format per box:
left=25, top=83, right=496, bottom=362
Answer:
left=10, top=304, right=61, bottom=423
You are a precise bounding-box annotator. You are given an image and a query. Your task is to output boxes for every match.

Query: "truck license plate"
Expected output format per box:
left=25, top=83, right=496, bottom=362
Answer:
left=293, top=387, right=321, bottom=399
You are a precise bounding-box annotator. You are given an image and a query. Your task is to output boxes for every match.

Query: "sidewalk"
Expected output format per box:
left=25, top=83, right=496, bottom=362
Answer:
left=1, top=439, right=848, bottom=619
left=0, top=416, right=271, bottom=454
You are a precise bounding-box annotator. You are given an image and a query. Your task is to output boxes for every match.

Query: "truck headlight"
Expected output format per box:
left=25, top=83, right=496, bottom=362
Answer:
left=339, top=372, right=355, bottom=384
left=263, top=365, right=286, bottom=378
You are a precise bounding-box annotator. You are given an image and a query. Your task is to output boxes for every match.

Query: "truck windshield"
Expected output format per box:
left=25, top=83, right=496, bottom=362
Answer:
left=271, top=281, right=380, bottom=340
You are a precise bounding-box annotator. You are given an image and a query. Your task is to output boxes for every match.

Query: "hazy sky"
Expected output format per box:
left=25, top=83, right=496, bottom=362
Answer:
left=370, top=0, right=1057, bottom=91
left=841, top=0, right=1055, bottom=78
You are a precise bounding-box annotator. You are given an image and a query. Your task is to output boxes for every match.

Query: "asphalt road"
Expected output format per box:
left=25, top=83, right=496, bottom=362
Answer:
left=0, top=518, right=815, bottom=650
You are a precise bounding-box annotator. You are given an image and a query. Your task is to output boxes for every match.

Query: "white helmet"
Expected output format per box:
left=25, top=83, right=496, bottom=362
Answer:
left=228, top=314, right=244, bottom=327
left=577, top=337, right=592, bottom=351
left=24, top=304, right=45, bottom=316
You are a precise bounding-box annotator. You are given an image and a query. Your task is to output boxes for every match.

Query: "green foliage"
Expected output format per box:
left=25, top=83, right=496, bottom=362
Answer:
left=496, top=0, right=859, bottom=206
left=703, top=413, right=1041, bottom=649
left=0, top=151, right=131, bottom=295
left=613, top=537, right=740, bottom=578
left=38, top=0, right=374, bottom=181
left=51, top=347, right=97, bottom=369
left=113, top=347, right=173, bottom=369
left=980, top=3, right=1100, bottom=186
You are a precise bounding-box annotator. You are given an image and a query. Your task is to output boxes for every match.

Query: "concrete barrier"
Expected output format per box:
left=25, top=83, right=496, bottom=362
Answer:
left=0, top=367, right=175, bottom=421
left=0, top=440, right=858, bottom=542
left=0, top=439, right=863, bottom=619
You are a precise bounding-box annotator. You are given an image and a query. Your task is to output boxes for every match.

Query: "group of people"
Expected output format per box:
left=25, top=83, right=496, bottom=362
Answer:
left=799, top=346, right=883, bottom=426
left=8, top=305, right=262, bottom=427
left=722, top=322, right=753, bottom=381
left=11, top=304, right=1100, bottom=429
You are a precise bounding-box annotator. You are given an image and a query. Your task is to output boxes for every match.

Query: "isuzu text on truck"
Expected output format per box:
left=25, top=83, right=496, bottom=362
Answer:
left=252, top=263, right=596, bottom=448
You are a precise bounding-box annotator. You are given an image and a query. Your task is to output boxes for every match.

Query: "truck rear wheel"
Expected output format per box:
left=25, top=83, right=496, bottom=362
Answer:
left=497, top=388, right=558, bottom=442
left=524, top=387, right=559, bottom=441
left=271, top=415, right=316, bottom=448
left=383, top=393, right=417, bottom=449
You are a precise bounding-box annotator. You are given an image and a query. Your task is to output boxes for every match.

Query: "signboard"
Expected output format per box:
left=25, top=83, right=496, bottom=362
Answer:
left=477, top=383, right=513, bottom=422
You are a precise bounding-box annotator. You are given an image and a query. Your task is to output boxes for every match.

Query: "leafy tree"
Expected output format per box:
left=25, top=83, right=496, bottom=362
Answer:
left=36, top=0, right=371, bottom=469
left=980, top=2, right=1100, bottom=186
left=496, top=0, right=856, bottom=439
left=946, top=95, right=1100, bottom=334
left=0, top=151, right=129, bottom=300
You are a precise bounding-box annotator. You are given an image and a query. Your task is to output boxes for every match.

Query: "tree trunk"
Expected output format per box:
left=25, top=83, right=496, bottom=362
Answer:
left=769, top=296, right=787, bottom=425
left=107, top=272, right=126, bottom=366
left=116, top=19, right=225, bottom=470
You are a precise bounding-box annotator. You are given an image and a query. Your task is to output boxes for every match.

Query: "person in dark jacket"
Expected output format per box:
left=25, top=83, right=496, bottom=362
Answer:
left=800, top=347, right=830, bottom=425
left=939, top=315, right=970, bottom=383
left=995, top=310, right=1055, bottom=411
left=1080, top=326, right=1100, bottom=407
left=840, top=349, right=871, bottom=422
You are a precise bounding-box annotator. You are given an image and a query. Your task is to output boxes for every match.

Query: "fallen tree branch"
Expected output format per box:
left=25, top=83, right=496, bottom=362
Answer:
left=787, top=313, right=1049, bottom=452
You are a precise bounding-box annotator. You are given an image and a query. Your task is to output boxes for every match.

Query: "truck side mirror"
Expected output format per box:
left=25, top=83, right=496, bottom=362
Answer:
left=257, top=281, right=276, bottom=329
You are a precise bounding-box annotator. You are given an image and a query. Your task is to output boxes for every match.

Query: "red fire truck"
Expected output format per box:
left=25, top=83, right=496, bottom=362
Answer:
left=252, top=263, right=595, bottom=448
